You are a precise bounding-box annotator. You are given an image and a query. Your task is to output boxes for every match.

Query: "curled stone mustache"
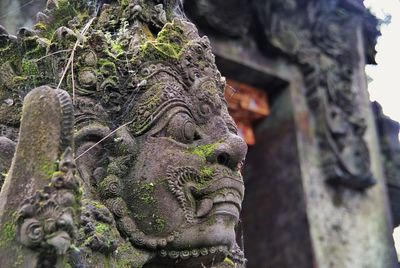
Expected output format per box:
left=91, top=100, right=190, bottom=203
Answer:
left=167, top=166, right=244, bottom=223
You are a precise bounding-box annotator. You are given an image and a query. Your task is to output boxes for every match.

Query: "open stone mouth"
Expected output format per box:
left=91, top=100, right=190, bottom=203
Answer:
left=167, top=166, right=244, bottom=223
left=195, top=188, right=242, bottom=219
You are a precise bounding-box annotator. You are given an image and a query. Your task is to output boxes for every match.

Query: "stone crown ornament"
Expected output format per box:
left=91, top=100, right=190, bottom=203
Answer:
left=0, top=0, right=248, bottom=267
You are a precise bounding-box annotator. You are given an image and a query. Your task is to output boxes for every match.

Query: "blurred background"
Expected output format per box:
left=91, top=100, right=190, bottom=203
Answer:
left=1, top=0, right=400, bottom=267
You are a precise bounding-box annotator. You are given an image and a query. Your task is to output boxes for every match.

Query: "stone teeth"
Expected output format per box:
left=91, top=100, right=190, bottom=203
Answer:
left=160, top=250, right=167, bottom=257
left=214, top=193, right=225, bottom=203
left=159, top=245, right=228, bottom=259
left=168, top=251, right=179, bottom=259
left=191, top=249, right=200, bottom=258
left=196, top=198, right=213, bottom=217
left=200, top=248, right=209, bottom=256
left=157, top=238, right=167, bottom=247
left=181, top=250, right=190, bottom=259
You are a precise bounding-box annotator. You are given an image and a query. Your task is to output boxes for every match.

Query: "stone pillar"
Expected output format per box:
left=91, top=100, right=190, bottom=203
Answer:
left=0, top=87, right=74, bottom=267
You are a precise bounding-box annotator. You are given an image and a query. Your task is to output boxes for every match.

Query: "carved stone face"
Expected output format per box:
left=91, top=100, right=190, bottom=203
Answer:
left=114, top=62, right=247, bottom=262
left=73, top=17, right=247, bottom=265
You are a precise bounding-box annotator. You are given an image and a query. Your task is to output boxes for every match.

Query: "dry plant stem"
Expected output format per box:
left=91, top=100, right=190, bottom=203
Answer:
left=56, top=17, right=96, bottom=104
left=226, top=84, right=238, bottom=97
left=74, top=120, right=133, bottom=161
left=34, top=49, right=72, bottom=62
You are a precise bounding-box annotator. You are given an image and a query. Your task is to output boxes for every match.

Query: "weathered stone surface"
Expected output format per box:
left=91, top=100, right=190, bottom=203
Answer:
left=0, top=137, right=15, bottom=187
left=373, top=102, right=400, bottom=227
left=0, top=86, right=75, bottom=267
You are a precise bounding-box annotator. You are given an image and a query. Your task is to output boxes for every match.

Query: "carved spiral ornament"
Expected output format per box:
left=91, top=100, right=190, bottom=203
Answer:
left=19, top=218, right=44, bottom=248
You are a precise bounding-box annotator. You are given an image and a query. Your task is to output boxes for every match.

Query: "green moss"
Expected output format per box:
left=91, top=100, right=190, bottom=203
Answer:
left=190, top=143, right=220, bottom=160
left=99, top=60, right=118, bottom=76
left=224, top=257, right=235, bottom=266
left=21, top=59, right=39, bottom=76
left=138, top=182, right=156, bottom=204
left=152, top=217, right=166, bottom=233
left=0, top=220, right=16, bottom=248
left=34, top=22, right=47, bottom=32
left=139, top=21, right=188, bottom=61
left=112, top=43, right=125, bottom=55
left=95, top=223, right=110, bottom=235
left=21, top=37, right=47, bottom=59
left=40, top=160, right=57, bottom=178
left=120, top=0, right=130, bottom=9
left=134, top=213, right=145, bottom=221
left=12, top=76, right=28, bottom=84
left=42, top=0, right=79, bottom=39
left=115, top=242, right=140, bottom=268
left=200, top=166, right=215, bottom=178
left=91, top=200, right=107, bottom=209
left=11, top=245, right=24, bottom=268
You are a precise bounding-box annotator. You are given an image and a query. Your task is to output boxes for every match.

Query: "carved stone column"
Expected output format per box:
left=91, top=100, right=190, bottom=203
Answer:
left=0, top=86, right=77, bottom=267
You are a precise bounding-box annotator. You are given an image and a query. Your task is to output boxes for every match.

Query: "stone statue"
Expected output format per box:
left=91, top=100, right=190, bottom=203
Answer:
left=0, top=0, right=247, bottom=267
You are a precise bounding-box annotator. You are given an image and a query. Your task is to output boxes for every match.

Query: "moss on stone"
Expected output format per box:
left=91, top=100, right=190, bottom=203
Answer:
left=91, top=200, right=108, bottom=209
left=40, top=160, right=57, bottom=179
left=95, top=223, right=111, bottom=235
left=190, top=143, right=220, bottom=160
left=0, top=220, right=16, bottom=248
left=21, top=59, right=40, bottom=77
left=152, top=217, right=166, bottom=233
left=139, top=21, right=188, bottom=61
left=223, top=257, right=235, bottom=266
left=13, top=249, right=24, bottom=268
left=42, top=0, right=79, bottom=39
left=115, top=241, right=141, bottom=268
left=200, top=166, right=215, bottom=178
left=138, top=182, right=156, bottom=204
left=99, top=59, right=118, bottom=76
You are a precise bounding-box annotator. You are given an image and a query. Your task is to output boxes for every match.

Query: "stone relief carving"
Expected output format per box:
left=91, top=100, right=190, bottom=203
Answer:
left=0, top=0, right=247, bottom=267
left=17, top=148, right=81, bottom=262
left=252, top=0, right=376, bottom=189
left=186, top=0, right=377, bottom=190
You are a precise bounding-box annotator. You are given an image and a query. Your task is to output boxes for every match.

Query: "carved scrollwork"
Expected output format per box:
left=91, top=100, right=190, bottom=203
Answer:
left=17, top=148, right=81, bottom=256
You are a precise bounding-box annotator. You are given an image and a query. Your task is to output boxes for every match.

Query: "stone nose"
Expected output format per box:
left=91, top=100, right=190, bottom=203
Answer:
left=208, top=134, right=248, bottom=171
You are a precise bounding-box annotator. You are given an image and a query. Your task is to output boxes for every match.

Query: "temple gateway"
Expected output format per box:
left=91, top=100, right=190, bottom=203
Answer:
left=0, top=0, right=399, bottom=267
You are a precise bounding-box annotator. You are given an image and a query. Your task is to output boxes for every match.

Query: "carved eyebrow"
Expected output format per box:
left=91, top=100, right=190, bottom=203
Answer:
left=225, top=119, right=238, bottom=135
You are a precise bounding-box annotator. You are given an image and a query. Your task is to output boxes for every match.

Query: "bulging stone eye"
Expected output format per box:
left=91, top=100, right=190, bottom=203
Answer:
left=183, top=120, right=196, bottom=141
left=167, top=113, right=197, bottom=143
left=198, top=103, right=213, bottom=117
